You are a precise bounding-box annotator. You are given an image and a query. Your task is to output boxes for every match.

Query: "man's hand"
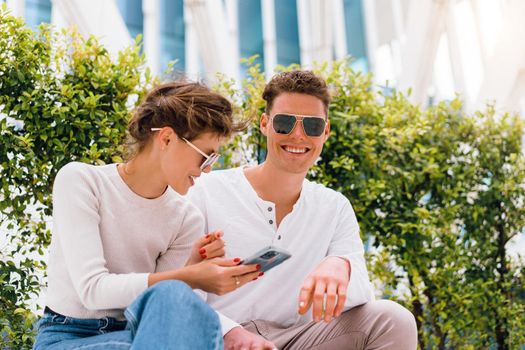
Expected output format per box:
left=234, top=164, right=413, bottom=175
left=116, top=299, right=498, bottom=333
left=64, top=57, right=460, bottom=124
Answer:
left=224, top=326, right=277, bottom=350
left=297, top=257, right=351, bottom=323
left=186, top=230, right=225, bottom=266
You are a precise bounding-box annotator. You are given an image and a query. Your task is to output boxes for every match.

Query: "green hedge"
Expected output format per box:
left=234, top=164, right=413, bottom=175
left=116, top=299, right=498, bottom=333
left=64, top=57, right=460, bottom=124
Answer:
left=0, top=7, right=152, bottom=348
left=1, top=8, right=524, bottom=349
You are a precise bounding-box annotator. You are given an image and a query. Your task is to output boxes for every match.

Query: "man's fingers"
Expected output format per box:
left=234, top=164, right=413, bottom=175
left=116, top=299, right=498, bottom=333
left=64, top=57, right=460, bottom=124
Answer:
left=324, top=283, right=337, bottom=322
left=264, top=340, right=277, bottom=350
left=312, top=281, right=326, bottom=322
left=298, top=278, right=315, bottom=315
left=334, top=283, right=347, bottom=317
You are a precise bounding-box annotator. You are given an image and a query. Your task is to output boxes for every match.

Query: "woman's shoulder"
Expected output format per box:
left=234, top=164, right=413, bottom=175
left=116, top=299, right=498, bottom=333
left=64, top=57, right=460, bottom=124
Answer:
left=54, top=162, right=114, bottom=189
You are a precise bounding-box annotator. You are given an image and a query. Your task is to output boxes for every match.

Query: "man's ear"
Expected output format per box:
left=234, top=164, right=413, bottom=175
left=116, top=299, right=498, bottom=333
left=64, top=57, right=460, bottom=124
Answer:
left=322, top=119, right=331, bottom=142
left=260, top=113, right=270, bottom=136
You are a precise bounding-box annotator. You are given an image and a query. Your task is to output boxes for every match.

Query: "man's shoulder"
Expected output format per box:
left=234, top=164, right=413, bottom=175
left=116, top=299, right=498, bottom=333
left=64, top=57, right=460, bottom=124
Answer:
left=198, top=167, right=242, bottom=185
left=303, top=178, right=350, bottom=204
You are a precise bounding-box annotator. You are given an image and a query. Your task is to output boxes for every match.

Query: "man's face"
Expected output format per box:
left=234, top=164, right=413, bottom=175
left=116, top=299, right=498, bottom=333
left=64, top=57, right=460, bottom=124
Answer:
left=261, top=92, right=330, bottom=175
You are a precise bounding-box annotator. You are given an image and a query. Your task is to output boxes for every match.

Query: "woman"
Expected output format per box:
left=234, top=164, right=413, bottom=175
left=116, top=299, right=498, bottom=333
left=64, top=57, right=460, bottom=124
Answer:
left=34, top=81, right=260, bottom=349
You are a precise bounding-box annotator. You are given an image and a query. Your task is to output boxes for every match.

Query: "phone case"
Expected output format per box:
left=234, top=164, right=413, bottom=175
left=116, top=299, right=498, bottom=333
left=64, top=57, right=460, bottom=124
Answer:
left=241, top=245, right=292, bottom=273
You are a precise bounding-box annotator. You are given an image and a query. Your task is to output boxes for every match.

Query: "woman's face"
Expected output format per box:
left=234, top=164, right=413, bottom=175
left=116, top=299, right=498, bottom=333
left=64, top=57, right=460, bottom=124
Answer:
left=160, top=131, right=222, bottom=195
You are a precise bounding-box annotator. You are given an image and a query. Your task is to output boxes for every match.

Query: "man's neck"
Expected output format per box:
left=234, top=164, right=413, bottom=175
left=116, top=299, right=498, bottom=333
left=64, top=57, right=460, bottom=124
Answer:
left=243, top=162, right=306, bottom=206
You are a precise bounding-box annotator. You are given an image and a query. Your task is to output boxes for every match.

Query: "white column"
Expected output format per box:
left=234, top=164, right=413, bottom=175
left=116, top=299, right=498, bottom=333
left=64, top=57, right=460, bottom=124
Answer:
left=7, top=0, right=25, bottom=18
left=261, top=0, right=277, bottom=78
left=184, top=1, right=200, bottom=79
left=362, top=0, right=378, bottom=73
left=445, top=1, right=466, bottom=98
left=184, top=0, right=239, bottom=82
left=475, top=0, right=525, bottom=111
left=225, top=0, right=240, bottom=75
left=143, top=0, right=160, bottom=75
left=51, top=0, right=132, bottom=57
left=333, top=0, right=347, bottom=60
left=398, top=0, right=448, bottom=105
left=297, top=0, right=333, bottom=67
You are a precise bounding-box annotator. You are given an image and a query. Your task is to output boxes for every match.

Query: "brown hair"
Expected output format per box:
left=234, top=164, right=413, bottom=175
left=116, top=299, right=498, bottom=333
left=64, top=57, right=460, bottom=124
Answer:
left=125, top=80, right=244, bottom=159
left=262, top=70, right=331, bottom=115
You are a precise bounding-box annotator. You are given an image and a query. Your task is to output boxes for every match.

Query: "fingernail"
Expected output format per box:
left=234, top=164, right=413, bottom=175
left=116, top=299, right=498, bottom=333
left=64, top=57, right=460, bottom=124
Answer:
left=258, top=272, right=264, bottom=277
left=199, top=248, right=206, bottom=254
left=256, top=264, right=261, bottom=270
left=233, top=257, right=241, bottom=263
left=201, top=254, right=207, bottom=259
left=325, top=316, right=332, bottom=322
left=299, top=301, right=305, bottom=308
left=205, top=234, right=210, bottom=239
left=253, top=277, right=258, bottom=280
left=314, top=317, right=320, bottom=322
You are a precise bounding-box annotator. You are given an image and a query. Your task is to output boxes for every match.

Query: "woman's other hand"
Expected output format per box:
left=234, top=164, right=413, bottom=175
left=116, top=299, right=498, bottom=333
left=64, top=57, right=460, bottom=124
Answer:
left=186, top=230, right=225, bottom=265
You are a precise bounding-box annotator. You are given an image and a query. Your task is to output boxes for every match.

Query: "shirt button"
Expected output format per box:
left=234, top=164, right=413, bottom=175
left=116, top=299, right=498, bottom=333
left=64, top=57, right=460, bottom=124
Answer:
left=278, top=235, right=281, bottom=240
left=269, top=220, right=274, bottom=224
left=268, top=207, right=273, bottom=212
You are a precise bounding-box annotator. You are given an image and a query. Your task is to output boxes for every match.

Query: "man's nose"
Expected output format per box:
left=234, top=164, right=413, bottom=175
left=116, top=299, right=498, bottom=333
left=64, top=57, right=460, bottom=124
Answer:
left=290, top=120, right=307, bottom=138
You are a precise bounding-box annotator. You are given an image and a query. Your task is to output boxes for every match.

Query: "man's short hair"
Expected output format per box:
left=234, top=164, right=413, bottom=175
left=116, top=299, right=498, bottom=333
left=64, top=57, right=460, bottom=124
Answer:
left=262, top=70, right=331, bottom=115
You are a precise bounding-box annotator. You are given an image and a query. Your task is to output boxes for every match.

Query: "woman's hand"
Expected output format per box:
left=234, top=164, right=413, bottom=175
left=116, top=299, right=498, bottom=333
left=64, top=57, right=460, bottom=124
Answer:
left=186, top=230, right=226, bottom=266
left=185, top=257, right=262, bottom=295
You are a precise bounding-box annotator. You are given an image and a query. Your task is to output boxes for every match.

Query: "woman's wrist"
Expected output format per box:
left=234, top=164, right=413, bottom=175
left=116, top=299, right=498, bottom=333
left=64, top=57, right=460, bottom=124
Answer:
left=148, top=265, right=198, bottom=289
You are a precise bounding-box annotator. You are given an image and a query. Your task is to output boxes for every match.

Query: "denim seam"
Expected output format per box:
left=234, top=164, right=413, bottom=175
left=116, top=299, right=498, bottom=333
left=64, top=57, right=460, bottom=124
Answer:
left=70, top=341, right=131, bottom=349
left=124, top=308, right=138, bottom=336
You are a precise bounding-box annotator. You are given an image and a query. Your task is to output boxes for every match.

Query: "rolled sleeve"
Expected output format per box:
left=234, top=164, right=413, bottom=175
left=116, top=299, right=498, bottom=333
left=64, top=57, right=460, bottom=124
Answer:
left=327, top=197, right=374, bottom=309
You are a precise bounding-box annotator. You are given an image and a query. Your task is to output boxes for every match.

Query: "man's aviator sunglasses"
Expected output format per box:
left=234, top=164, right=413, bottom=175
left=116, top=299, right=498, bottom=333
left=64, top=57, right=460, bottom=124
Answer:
left=271, top=113, right=327, bottom=137
left=151, top=128, right=220, bottom=170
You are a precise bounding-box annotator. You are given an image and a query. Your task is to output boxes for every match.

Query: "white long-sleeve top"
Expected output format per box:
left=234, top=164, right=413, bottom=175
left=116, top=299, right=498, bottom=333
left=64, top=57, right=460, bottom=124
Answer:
left=46, top=162, right=204, bottom=320
left=187, top=167, right=374, bottom=335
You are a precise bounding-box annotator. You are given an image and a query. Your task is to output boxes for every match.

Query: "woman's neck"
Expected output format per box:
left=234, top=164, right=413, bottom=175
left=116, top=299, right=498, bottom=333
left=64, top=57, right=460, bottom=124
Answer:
left=118, top=151, right=167, bottom=199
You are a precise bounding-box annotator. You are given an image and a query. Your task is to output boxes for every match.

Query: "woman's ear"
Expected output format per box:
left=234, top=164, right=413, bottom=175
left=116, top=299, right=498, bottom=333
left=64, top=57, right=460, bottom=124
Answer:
left=156, top=127, right=176, bottom=150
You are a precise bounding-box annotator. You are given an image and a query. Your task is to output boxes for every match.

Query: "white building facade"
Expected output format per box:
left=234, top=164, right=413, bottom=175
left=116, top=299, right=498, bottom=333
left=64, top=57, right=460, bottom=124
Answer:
left=5, top=0, right=525, bottom=114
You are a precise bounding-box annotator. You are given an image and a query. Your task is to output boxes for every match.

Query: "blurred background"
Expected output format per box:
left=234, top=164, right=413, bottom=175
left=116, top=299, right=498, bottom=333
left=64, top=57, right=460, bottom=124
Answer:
left=4, top=0, right=524, bottom=256
left=4, top=0, right=525, bottom=115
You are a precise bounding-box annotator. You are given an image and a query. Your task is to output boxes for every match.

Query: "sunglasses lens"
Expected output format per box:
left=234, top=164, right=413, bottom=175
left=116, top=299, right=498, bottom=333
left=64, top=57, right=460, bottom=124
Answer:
left=303, top=117, right=326, bottom=136
left=272, top=114, right=296, bottom=134
left=201, top=153, right=219, bottom=170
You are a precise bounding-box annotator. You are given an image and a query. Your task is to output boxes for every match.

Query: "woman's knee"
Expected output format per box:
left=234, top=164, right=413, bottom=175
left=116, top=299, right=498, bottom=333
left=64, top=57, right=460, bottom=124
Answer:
left=145, top=280, right=215, bottom=318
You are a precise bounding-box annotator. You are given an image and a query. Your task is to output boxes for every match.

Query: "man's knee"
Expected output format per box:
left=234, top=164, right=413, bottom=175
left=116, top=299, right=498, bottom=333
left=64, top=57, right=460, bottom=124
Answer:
left=373, top=299, right=417, bottom=334
left=345, top=299, right=417, bottom=349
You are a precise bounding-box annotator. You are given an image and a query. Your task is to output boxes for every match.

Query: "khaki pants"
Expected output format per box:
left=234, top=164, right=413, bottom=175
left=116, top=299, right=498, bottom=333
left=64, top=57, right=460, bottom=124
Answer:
left=242, top=300, right=417, bottom=350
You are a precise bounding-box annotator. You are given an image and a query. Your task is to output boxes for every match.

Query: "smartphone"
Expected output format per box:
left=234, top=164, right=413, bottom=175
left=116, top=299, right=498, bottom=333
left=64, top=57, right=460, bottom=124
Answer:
left=241, top=246, right=292, bottom=273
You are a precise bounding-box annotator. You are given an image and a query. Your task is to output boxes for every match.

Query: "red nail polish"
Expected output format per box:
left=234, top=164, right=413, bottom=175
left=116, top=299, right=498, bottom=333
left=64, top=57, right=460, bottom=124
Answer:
left=205, top=234, right=210, bottom=239
left=233, top=258, right=241, bottom=263
left=199, top=248, right=206, bottom=254
left=256, top=264, right=261, bottom=270
left=201, top=254, right=207, bottom=259
left=258, top=272, right=264, bottom=276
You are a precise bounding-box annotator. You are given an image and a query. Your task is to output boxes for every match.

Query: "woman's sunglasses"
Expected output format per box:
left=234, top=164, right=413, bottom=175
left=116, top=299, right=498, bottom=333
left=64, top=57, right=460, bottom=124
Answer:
left=271, top=113, right=327, bottom=137
left=151, top=128, right=220, bottom=170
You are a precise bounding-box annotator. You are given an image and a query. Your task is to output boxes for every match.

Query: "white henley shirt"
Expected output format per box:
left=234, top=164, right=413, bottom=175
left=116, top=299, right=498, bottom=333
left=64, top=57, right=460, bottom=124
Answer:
left=188, top=167, right=374, bottom=335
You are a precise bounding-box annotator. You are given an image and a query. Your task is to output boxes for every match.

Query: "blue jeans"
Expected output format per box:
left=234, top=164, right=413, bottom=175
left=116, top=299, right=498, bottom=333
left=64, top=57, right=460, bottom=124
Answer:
left=33, top=281, right=223, bottom=349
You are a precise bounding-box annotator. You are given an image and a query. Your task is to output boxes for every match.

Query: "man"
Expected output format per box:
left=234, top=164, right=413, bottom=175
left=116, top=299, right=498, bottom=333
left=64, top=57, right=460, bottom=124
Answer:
left=188, top=70, right=417, bottom=349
